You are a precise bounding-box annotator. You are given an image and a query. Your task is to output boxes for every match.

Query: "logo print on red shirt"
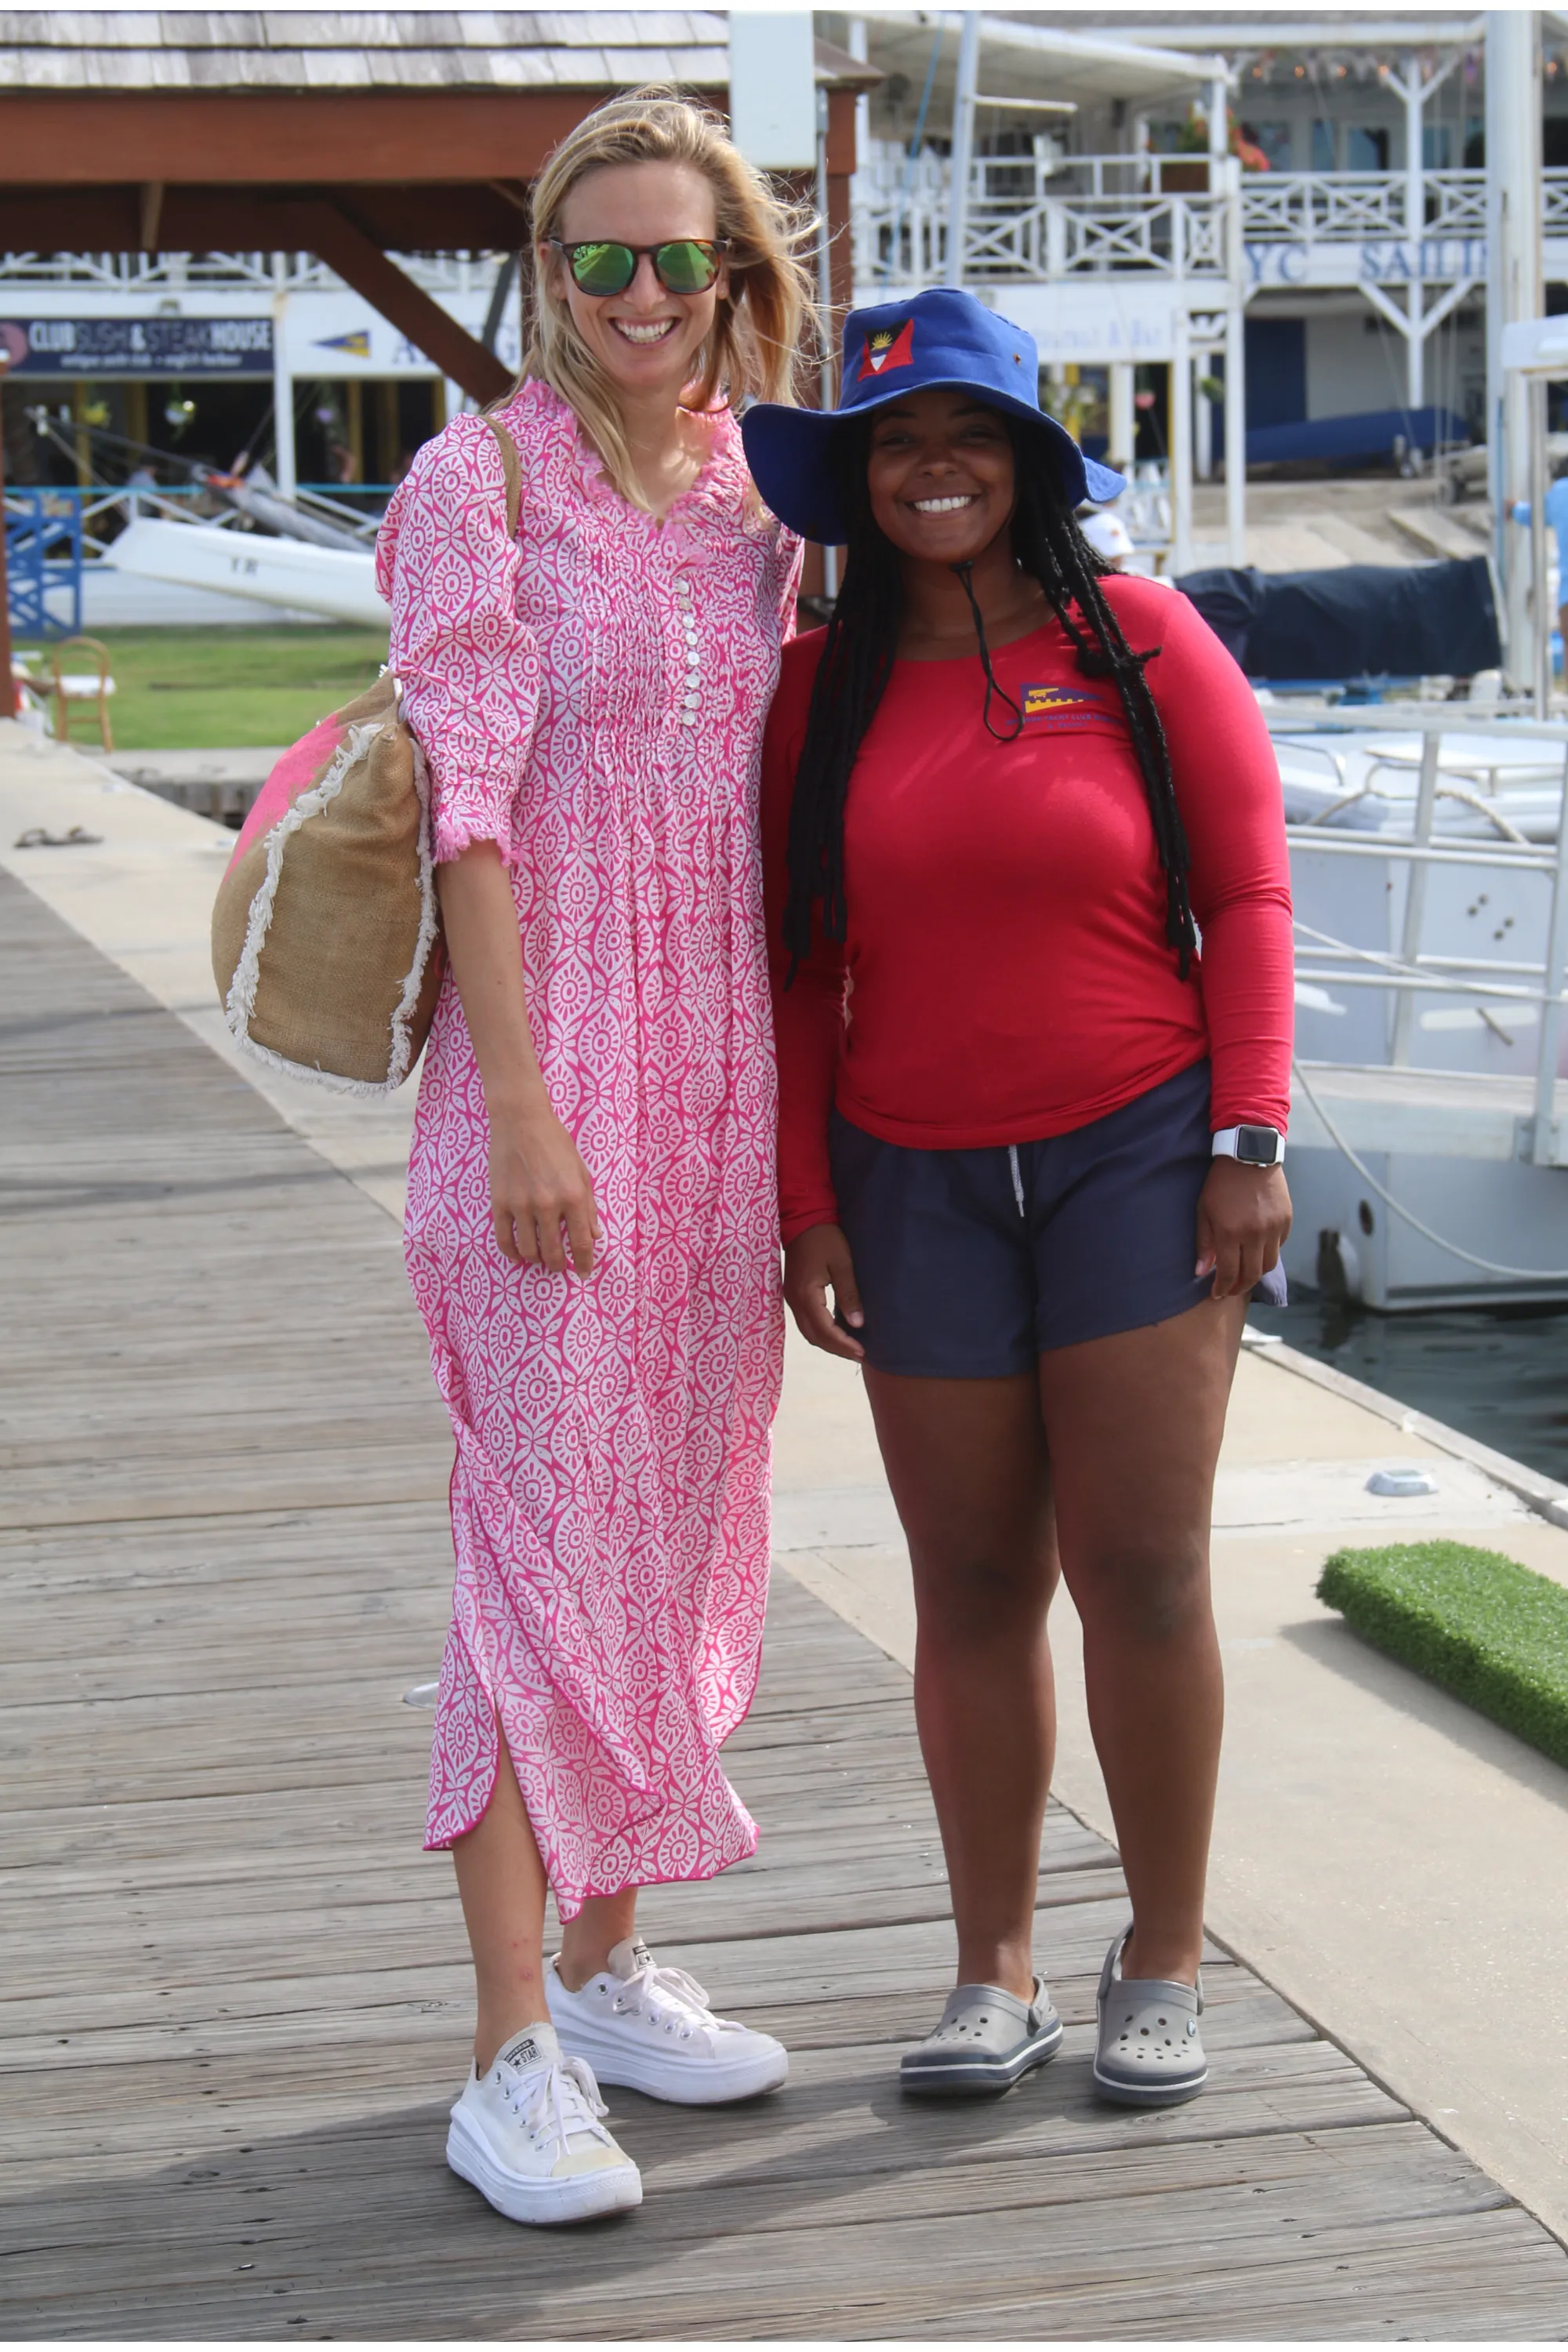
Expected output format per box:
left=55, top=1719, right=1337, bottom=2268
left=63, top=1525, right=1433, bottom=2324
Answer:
left=1021, top=682, right=1121, bottom=732
left=858, top=320, right=915, bottom=379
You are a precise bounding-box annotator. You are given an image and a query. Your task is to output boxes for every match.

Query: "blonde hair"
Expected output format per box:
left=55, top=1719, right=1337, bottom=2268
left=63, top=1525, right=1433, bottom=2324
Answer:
left=520, top=85, right=817, bottom=507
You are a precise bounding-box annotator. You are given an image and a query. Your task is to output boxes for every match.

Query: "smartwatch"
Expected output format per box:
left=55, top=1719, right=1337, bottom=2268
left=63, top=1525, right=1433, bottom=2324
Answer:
left=1211, top=1124, right=1285, bottom=1169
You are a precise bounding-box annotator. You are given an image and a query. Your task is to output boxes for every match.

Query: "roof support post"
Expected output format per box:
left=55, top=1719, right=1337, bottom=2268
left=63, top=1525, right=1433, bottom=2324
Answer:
left=303, top=206, right=513, bottom=408
left=1222, top=154, right=1247, bottom=565
left=0, top=358, right=13, bottom=721
left=816, top=82, right=839, bottom=599
left=945, top=12, right=980, bottom=289
left=1109, top=361, right=1135, bottom=474
left=270, top=255, right=296, bottom=501
left=1486, top=9, right=1544, bottom=691
left=1207, top=74, right=1226, bottom=173
left=1170, top=302, right=1192, bottom=575
left=1395, top=51, right=1462, bottom=415
left=1399, top=62, right=1425, bottom=411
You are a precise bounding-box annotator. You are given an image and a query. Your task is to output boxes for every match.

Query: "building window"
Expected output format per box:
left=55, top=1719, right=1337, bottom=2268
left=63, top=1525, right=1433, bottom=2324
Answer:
left=1346, top=125, right=1390, bottom=172
left=1254, top=122, right=1293, bottom=170
left=1311, top=120, right=1336, bottom=172
left=1422, top=123, right=1454, bottom=169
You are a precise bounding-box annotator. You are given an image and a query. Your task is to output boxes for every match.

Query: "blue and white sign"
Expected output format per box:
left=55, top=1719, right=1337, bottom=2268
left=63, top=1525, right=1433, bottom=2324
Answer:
left=1246, top=238, right=1488, bottom=289
left=0, top=316, right=274, bottom=375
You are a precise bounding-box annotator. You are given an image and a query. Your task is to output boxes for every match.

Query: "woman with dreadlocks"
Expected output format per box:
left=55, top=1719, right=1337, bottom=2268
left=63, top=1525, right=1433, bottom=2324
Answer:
left=743, top=289, right=1293, bottom=2110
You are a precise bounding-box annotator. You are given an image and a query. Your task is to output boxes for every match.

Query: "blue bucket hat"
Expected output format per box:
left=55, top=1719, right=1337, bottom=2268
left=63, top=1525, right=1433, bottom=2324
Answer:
left=741, top=286, right=1125, bottom=546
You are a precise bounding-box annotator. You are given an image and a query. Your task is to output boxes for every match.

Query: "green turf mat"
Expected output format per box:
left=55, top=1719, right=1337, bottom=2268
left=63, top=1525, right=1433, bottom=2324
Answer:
left=1317, top=1539, right=1568, bottom=1769
left=16, top=625, right=389, bottom=752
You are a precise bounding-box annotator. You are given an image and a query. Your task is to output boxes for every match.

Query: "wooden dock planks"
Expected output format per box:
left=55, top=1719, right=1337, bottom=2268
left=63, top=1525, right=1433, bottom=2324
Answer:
left=4, top=865, right=1568, bottom=2339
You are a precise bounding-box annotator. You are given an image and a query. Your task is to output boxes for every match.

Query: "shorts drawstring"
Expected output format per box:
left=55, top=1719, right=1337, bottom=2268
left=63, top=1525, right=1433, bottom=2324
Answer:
left=1008, top=1145, right=1026, bottom=1219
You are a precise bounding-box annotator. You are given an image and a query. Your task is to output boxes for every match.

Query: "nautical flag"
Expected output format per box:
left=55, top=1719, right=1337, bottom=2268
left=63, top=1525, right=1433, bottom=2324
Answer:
left=857, top=320, right=915, bottom=380
left=314, top=331, right=372, bottom=359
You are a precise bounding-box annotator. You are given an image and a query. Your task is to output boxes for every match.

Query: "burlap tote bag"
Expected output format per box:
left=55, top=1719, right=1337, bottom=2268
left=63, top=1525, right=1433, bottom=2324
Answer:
left=211, top=417, right=521, bottom=1093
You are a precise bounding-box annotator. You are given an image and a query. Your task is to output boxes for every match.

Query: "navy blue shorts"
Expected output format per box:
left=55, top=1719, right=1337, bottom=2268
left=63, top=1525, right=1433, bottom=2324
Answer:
left=829, top=1058, right=1287, bottom=1378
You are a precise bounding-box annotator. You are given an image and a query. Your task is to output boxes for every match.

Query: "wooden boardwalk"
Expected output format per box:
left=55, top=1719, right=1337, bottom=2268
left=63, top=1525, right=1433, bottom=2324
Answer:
left=4, top=863, right=1568, bottom=2339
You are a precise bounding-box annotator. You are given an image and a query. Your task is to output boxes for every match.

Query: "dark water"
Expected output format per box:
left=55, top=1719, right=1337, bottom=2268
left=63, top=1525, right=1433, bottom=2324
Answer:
left=1247, top=1292, right=1568, bottom=1487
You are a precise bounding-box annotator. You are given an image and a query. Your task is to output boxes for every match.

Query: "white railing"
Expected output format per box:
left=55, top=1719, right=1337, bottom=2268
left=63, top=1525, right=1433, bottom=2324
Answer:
left=0, top=250, right=508, bottom=294
left=1240, top=171, right=1407, bottom=241
left=855, top=154, right=1568, bottom=293
left=0, top=251, right=283, bottom=288
left=1237, top=166, right=1566, bottom=244
left=1425, top=170, right=1489, bottom=238
left=858, top=184, right=1229, bottom=289
left=1275, top=713, right=1568, bottom=1171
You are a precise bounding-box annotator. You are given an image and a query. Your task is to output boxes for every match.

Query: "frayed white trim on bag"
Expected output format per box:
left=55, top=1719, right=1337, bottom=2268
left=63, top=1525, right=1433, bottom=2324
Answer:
left=389, top=726, right=441, bottom=1087
left=223, top=702, right=440, bottom=1095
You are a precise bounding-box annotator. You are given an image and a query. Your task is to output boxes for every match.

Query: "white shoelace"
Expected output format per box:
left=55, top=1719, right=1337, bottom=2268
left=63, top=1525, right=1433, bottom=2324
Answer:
left=610, top=1957, right=739, bottom=2046
left=503, top=2053, right=614, bottom=2161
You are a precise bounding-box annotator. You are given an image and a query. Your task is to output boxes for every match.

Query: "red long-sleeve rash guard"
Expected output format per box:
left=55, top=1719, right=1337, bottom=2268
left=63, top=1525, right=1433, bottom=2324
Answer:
left=760, top=575, right=1294, bottom=1246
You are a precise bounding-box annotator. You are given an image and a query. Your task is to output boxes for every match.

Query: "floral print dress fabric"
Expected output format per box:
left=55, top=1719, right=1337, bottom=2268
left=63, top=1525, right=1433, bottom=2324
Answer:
left=376, top=381, right=799, bottom=1913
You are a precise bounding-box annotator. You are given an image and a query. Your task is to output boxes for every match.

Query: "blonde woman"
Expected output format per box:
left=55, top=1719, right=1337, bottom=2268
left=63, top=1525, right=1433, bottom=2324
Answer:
left=376, top=89, right=811, bottom=2226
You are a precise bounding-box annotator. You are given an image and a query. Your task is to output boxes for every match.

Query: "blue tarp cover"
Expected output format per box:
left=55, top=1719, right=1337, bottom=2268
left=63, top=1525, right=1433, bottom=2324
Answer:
left=1174, top=554, right=1501, bottom=684
left=1246, top=405, right=1468, bottom=467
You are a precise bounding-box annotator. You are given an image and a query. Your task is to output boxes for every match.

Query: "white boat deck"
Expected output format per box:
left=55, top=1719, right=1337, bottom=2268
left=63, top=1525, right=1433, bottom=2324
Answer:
left=1293, top=1060, right=1568, bottom=1163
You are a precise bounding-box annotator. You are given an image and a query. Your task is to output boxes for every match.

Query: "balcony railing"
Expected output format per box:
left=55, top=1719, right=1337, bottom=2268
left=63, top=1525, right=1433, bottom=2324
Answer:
left=861, top=184, right=1229, bottom=288
left=855, top=154, right=1568, bottom=293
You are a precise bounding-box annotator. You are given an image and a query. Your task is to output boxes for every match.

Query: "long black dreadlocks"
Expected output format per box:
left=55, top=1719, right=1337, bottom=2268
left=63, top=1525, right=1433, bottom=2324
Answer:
left=781, top=416, right=1199, bottom=982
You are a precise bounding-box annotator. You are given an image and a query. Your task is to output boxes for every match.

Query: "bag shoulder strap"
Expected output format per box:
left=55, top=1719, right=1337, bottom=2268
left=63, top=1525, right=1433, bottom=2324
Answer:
left=483, top=414, right=524, bottom=542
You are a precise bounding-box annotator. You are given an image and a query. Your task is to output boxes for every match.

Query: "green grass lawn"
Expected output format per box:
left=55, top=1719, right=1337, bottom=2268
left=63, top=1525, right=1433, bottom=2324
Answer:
left=1318, top=1539, right=1568, bottom=1769
left=18, top=626, right=390, bottom=753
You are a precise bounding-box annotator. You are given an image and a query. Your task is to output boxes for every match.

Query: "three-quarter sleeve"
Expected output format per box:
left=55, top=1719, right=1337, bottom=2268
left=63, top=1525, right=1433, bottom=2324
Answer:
left=376, top=415, right=543, bottom=866
left=760, top=637, right=848, bottom=1243
left=1142, top=586, right=1295, bottom=1134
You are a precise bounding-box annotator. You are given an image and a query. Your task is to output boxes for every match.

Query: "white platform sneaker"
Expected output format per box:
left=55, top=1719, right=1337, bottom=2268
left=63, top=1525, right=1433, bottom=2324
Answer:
left=445, top=2022, right=642, bottom=2225
left=546, top=1937, right=789, bottom=2105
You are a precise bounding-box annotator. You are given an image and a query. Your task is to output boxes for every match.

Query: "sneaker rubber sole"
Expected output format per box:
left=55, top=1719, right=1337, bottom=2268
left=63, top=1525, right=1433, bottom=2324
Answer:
left=549, top=2020, right=788, bottom=2105
left=900, top=2013, right=1065, bottom=2098
left=445, top=2107, right=643, bottom=2224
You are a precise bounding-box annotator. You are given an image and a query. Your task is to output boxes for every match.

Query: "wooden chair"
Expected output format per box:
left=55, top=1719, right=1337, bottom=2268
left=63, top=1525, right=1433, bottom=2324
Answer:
left=10, top=651, right=45, bottom=724
left=49, top=635, right=117, bottom=751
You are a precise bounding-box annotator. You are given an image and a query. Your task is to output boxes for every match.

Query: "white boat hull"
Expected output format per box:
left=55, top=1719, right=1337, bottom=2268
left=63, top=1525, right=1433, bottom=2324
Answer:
left=1278, top=720, right=1568, bottom=1308
left=109, top=519, right=384, bottom=626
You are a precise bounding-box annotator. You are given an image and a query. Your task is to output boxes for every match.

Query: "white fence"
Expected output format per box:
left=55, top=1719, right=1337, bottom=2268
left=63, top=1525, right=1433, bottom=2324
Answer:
left=0, top=250, right=503, bottom=295
left=11, top=163, right=1568, bottom=307
left=855, top=155, right=1568, bottom=292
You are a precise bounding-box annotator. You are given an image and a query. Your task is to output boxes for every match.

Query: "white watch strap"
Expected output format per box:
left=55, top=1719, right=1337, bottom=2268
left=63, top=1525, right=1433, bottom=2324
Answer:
left=1211, top=1125, right=1285, bottom=1166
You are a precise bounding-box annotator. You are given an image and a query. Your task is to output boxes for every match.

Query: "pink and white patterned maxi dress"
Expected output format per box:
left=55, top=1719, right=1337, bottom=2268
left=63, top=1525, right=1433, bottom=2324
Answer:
left=376, top=380, right=800, bottom=1915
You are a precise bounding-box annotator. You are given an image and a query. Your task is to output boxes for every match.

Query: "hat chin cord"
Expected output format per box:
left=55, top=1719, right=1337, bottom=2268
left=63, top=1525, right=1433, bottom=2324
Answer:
left=951, top=561, right=1025, bottom=743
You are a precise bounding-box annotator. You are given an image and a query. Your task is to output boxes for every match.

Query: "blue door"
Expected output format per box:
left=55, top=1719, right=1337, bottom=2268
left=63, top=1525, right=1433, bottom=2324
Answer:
left=1244, top=318, right=1307, bottom=432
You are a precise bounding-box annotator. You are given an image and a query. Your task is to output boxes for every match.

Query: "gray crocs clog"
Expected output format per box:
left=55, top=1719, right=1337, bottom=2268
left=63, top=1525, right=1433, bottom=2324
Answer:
left=1093, top=1926, right=1207, bottom=2107
left=901, top=1977, right=1064, bottom=2097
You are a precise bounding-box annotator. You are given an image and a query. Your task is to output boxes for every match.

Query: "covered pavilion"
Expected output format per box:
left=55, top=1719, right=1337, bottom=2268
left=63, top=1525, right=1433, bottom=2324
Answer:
left=0, top=8, right=873, bottom=691
left=0, top=10, right=869, bottom=406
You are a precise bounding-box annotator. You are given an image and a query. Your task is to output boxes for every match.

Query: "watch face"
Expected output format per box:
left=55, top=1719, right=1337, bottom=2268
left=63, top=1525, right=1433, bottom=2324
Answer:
left=1236, top=1125, right=1280, bottom=1166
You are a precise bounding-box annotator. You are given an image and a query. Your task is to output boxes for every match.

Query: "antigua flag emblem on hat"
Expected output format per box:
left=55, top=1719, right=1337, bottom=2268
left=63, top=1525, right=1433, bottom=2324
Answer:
left=858, top=319, right=915, bottom=379
left=742, top=286, right=1125, bottom=547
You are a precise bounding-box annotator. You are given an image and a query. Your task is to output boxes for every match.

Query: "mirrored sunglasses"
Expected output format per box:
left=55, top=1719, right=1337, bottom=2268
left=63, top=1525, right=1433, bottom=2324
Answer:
left=551, top=238, right=729, bottom=297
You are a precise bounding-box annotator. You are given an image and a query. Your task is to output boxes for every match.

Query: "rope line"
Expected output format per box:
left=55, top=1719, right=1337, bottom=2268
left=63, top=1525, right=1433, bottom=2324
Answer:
left=1291, top=1057, right=1568, bottom=1281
